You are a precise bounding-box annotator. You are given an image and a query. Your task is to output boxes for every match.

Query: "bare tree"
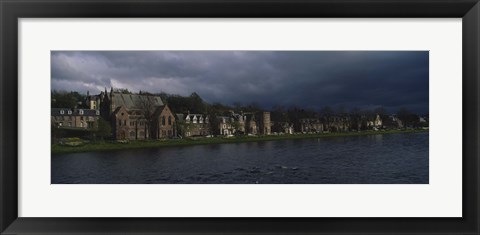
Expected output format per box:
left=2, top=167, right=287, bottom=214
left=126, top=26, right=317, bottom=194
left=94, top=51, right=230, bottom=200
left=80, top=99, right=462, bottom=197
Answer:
left=136, top=95, right=157, bottom=139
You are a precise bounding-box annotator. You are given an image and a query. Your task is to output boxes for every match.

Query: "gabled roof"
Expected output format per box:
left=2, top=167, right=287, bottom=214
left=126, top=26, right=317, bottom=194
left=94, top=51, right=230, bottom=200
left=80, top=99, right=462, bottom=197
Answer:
left=112, top=106, right=127, bottom=116
left=185, top=114, right=206, bottom=119
left=153, top=105, right=167, bottom=116
left=112, top=93, right=164, bottom=110
left=176, top=113, right=185, bottom=121
left=300, top=118, right=321, bottom=123
left=51, top=108, right=100, bottom=116
left=81, top=109, right=100, bottom=116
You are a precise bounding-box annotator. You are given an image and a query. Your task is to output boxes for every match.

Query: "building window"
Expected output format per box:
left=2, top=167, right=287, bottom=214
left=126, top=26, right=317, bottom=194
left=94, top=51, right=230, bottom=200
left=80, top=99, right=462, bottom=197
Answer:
left=80, top=116, right=84, bottom=121
left=168, top=116, right=172, bottom=125
left=67, top=110, right=72, bottom=115
left=162, top=116, right=165, bottom=125
left=168, top=130, right=172, bottom=136
left=118, top=120, right=122, bottom=126
left=60, top=110, right=64, bottom=115
left=130, top=131, right=135, bottom=137
left=96, top=110, right=100, bottom=115
left=162, top=130, right=166, bottom=136
left=124, top=120, right=126, bottom=126
left=79, top=109, right=84, bottom=115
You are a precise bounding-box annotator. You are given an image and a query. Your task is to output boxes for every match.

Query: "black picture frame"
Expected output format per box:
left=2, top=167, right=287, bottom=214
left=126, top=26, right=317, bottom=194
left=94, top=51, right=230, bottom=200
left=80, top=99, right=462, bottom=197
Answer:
left=1, top=0, right=479, bottom=234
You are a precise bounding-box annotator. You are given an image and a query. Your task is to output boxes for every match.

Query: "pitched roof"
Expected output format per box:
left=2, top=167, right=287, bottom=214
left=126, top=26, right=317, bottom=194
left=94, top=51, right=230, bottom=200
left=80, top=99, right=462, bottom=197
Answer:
left=176, top=113, right=185, bottom=120
left=51, top=108, right=100, bottom=116
left=112, top=93, right=164, bottom=110
left=185, top=114, right=205, bottom=119
left=153, top=105, right=167, bottom=116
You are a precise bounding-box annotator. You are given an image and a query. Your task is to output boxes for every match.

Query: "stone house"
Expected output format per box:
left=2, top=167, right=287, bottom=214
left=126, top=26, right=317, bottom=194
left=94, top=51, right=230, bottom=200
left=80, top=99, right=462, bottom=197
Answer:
left=218, top=116, right=235, bottom=136
left=244, top=113, right=258, bottom=135
left=216, top=111, right=246, bottom=136
left=284, top=124, right=294, bottom=134
left=51, top=108, right=100, bottom=129
left=367, top=114, right=383, bottom=129
left=231, top=112, right=246, bottom=133
left=216, top=111, right=271, bottom=136
left=273, top=122, right=294, bottom=134
left=152, top=105, right=176, bottom=139
left=176, top=113, right=210, bottom=137
left=300, top=118, right=324, bottom=133
left=382, top=114, right=403, bottom=129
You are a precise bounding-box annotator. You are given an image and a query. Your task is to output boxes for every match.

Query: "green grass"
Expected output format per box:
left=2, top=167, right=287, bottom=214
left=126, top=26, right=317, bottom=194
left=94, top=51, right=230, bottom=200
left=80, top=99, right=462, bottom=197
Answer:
left=51, top=129, right=428, bottom=155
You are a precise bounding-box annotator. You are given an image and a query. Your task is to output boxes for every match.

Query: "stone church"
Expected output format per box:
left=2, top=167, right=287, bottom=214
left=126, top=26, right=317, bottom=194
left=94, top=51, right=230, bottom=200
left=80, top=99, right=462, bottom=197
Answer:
left=88, top=88, right=175, bottom=140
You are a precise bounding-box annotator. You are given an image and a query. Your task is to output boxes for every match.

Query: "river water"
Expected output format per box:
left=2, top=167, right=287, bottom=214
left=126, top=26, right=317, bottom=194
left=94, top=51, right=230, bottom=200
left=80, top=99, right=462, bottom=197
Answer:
left=51, top=132, right=428, bottom=184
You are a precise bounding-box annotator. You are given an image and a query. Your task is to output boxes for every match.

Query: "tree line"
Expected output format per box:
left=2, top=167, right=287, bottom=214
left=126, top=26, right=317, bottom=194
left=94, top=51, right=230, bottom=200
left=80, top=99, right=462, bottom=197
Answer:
left=52, top=89, right=428, bottom=135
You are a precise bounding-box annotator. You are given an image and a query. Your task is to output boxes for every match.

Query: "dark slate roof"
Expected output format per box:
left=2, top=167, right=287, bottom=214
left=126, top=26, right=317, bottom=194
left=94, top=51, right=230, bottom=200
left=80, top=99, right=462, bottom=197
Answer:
left=176, top=113, right=185, bottom=121
left=185, top=114, right=206, bottom=119
left=51, top=108, right=100, bottom=116
left=300, top=118, right=321, bottom=123
left=112, top=106, right=125, bottom=116
left=153, top=105, right=167, bottom=116
left=112, top=93, right=163, bottom=110
left=52, top=108, right=68, bottom=116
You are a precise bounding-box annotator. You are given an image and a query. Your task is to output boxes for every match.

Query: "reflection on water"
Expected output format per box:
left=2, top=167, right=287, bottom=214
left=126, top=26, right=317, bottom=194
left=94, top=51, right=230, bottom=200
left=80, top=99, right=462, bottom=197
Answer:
left=52, top=132, right=429, bottom=184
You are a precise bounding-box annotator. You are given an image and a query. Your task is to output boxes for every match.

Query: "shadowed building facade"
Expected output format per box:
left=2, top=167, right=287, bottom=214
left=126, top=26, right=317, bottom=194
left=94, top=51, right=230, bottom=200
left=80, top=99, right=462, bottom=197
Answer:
left=176, top=113, right=210, bottom=137
left=216, top=111, right=271, bottom=136
left=100, top=88, right=175, bottom=140
left=257, top=112, right=272, bottom=135
left=51, top=108, right=100, bottom=129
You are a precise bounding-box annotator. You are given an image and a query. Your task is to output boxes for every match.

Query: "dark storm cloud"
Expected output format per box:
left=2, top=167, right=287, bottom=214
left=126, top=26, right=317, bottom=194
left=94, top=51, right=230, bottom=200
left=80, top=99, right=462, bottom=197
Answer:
left=51, top=51, right=428, bottom=114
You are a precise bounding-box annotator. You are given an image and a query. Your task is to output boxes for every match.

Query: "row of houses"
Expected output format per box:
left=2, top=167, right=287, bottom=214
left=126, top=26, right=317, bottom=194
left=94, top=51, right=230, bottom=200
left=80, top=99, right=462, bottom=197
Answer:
left=51, top=88, right=427, bottom=140
left=217, top=111, right=271, bottom=136
left=298, top=114, right=385, bottom=133
left=51, top=108, right=100, bottom=129
left=52, top=88, right=272, bottom=140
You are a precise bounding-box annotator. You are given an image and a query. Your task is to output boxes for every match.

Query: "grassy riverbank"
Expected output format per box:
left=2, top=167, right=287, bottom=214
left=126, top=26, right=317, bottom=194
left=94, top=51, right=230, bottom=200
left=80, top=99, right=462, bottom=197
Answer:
left=51, top=129, right=428, bottom=154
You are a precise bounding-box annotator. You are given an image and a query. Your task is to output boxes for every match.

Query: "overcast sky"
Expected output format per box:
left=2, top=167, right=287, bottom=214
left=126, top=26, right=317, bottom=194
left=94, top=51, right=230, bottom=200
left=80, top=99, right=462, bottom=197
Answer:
left=51, top=51, right=428, bottom=114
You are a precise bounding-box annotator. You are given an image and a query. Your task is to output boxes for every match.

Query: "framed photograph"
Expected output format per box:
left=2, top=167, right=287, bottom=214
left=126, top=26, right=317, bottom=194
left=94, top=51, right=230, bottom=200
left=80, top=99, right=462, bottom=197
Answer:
left=1, top=0, right=479, bottom=234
